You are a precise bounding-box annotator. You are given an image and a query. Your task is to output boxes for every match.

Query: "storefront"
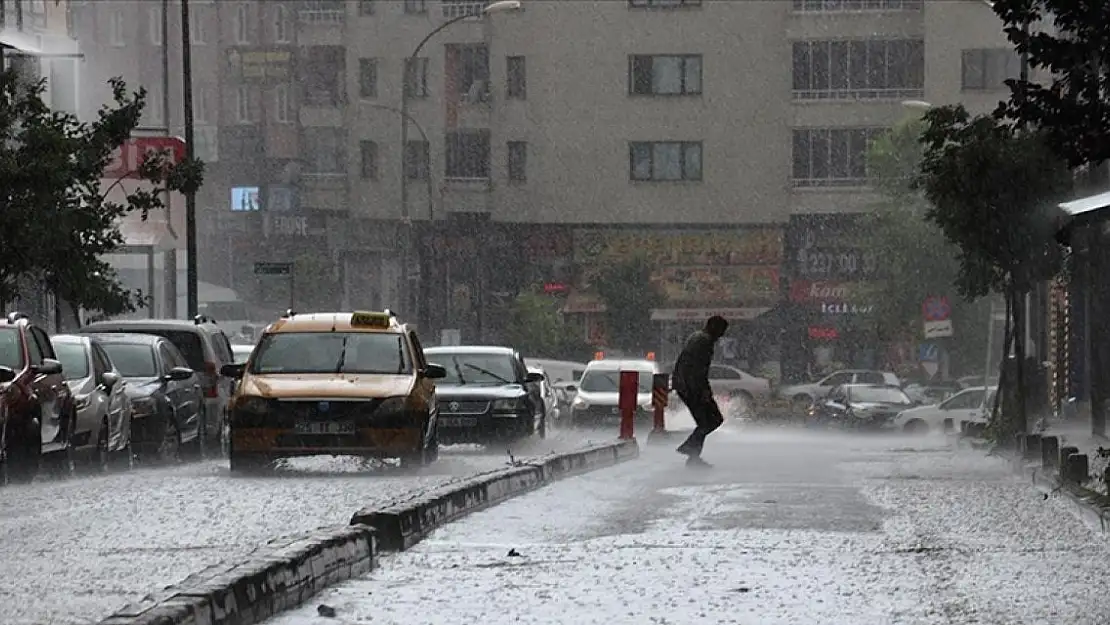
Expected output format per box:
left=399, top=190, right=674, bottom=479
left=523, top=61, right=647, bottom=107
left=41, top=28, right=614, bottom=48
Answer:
left=782, top=214, right=882, bottom=382
left=564, top=226, right=784, bottom=366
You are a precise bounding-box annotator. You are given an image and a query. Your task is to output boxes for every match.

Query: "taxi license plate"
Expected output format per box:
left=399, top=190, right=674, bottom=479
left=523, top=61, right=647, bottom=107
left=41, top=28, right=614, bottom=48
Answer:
left=440, top=417, right=478, bottom=427
left=295, top=421, right=356, bottom=435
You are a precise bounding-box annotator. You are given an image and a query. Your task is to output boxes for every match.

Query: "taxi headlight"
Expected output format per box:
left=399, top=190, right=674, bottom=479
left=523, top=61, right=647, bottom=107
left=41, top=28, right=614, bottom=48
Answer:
left=377, top=396, right=408, bottom=414
left=236, top=396, right=271, bottom=415
left=492, top=398, right=526, bottom=412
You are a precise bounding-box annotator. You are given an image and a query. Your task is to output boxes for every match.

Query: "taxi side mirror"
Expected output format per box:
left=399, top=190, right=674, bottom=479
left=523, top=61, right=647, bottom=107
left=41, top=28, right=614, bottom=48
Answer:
left=221, top=363, right=246, bottom=379
left=423, top=363, right=447, bottom=379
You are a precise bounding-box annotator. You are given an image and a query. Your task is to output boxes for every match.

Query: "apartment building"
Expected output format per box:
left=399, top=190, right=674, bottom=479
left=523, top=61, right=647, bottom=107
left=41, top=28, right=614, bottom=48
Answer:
left=72, top=1, right=1020, bottom=365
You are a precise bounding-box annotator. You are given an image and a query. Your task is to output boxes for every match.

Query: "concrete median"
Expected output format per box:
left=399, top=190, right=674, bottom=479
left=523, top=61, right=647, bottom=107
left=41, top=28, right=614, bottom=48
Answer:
left=351, top=438, right=641, bottom=552
left=96, top=524, right=377, bottom=625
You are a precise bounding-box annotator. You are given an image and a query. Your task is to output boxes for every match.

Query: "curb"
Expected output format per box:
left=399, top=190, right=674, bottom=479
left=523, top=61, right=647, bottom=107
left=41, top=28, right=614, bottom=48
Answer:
left=351, top=438, right=640, bottom=552
left=96, top=524, right=377, bottom=625
left=1000, top=449, right=1110, bottom=534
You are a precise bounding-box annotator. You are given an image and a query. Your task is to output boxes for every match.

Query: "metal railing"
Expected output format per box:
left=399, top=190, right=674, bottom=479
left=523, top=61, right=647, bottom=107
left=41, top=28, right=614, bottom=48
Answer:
left=792, top=0, right=922, bottom=12
left=299, top=1, right=345, bottom=23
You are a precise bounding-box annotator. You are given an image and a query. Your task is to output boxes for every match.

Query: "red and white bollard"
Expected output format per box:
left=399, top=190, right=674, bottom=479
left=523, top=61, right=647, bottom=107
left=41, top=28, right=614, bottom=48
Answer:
left=618, top=370, right=638, bottom=440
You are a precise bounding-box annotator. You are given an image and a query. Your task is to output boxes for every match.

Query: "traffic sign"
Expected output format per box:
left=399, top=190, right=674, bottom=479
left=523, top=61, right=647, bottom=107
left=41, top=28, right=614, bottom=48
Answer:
left=254, top=262, right=293, bottom=276
left=922, top=296, right=951, bottom=322
left=918, top=343, right=940, bottom=362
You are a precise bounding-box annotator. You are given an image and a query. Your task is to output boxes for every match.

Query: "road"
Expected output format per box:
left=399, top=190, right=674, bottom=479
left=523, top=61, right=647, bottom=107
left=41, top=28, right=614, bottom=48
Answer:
left=268, top=424, right=1110, bottom=625
left=0, top=430, right=602, bottom=625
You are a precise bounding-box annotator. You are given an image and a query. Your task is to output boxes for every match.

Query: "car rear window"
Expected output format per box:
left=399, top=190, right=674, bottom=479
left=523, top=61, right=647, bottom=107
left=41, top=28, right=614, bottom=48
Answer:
left=102, top=330, right=205, bottom=370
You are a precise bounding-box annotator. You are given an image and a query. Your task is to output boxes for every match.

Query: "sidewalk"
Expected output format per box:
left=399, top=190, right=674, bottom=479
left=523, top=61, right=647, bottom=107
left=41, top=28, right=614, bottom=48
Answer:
left=1036, top=418, right=1110, bottom=486
left=265, top=427, right=1110, bottom=625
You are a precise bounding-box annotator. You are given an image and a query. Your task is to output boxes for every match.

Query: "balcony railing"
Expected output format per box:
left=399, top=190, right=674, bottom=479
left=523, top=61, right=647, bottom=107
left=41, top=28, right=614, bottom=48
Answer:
left=792, top=87, right=925, bottom=101
left=440, top=0, right=485, bottom=20
left=792, top=0, right=922, bottom=12
left=299, top=0, right=345, bottom=23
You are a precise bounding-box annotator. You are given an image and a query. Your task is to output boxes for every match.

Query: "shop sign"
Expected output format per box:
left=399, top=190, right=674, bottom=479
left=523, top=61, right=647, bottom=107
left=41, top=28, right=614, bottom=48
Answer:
left=790, top=280, right=870, bottom=304
left=653, top=266, right=780, bottom=306
left=574, top=228, right=783, bottom=267
left=820, top=302, right=875, bottom=315
left=650, top=308, right=771, bottom=322
left=808, top=326, right=840, bottom=340
left=226, top=48, right=293, bottom=81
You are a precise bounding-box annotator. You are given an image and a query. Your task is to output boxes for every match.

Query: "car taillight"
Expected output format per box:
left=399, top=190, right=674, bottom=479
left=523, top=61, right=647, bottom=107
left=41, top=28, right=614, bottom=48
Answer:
left=204, top=361, right=219, bottom=398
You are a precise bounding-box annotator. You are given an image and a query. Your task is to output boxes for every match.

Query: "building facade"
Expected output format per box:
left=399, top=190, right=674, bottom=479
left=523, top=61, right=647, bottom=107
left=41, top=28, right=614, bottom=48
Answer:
left=74, top=0, right=1018, bottom=364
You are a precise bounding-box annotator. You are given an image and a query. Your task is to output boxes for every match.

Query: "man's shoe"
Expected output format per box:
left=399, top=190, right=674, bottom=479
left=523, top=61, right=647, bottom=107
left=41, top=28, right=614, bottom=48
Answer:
left=686, top=456, right=713, bottom=469
left=676, top=442, right=696, bottom=456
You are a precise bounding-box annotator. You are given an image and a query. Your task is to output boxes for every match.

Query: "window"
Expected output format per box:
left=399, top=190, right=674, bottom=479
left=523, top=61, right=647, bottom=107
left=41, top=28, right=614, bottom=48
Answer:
left=404, top=0, right=427, bottom=14
left=359, top=0, right=375, bottom=15
left=792, top=0, right=922, bottom=11
left=195, top=87, right=210, bottom=123
left=360, top=140, right=378, bottom=179
left=506, top=55, right=526, bottom=99
left=274, top=85, right=290, bottom=123
left=147, top=88, right=164, bottom=125
left=109, top=9, right=124, bottom=46
left=507, top=141, right=527, bottom=182
left=359, top=58, right=378, bottom=98
left=445, top=130, right=490, bottom=179
left=820, top=371, right=853, bottom=387
left=961, top=49, right=1021, bottom=91
left=235, top=3, right=250, bottom=44
left=405, top=140, right=430, bottom=180
left=856, top=371, right=885, bottom=384
left=942, top=389, right=985, bottom=410
left=274, top=5, right=290, bottom=43
left=628, top=0, right=702, bottom=7
left=791, top=127, right=883, bottom=187
left=148, top=6, right=163, bottom=45
left=629, top=141, right=702, bottom=182
left=301, top=46, right=345, bottom=106
left=303, top=128, right=346, bottom=173
left=792, top=39, right=924, bottom=100
left=629, top=55, right=702, bottom=95
left=190, top=7, right=206, bottom=44
left=404, top=57, right=429, bottom=98
left=235, top=86, right=253, bottom=123
left=448, top=44, right=489, bottom=101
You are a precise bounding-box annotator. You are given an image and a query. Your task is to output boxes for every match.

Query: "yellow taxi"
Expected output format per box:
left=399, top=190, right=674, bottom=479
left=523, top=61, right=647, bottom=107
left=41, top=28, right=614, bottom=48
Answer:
left=219, top=310, right=446, bottom=472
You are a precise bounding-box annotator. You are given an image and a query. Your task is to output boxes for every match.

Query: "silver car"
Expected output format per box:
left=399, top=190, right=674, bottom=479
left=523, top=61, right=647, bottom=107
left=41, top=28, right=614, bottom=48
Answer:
left=51, top=334, right=133, bottom=469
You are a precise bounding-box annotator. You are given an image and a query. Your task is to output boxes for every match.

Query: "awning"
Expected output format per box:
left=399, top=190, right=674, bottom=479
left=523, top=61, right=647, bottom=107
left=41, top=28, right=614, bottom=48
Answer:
left=0, top=29, right=82, bottom=58
left=1056, top=189, right=1110, bottom=244
left=0, top=29, right=42, bottom=55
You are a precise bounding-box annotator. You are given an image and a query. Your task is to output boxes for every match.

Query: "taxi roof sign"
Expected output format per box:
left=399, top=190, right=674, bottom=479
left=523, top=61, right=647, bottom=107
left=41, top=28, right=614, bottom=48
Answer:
left=351, top=310, right=393, bottom=328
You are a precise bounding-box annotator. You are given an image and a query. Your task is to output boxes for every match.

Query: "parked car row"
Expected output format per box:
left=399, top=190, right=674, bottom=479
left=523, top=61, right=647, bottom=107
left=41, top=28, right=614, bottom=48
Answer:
left=0, top=311, right=243, bottom=485
left=804, top=382, right=997, bottom=434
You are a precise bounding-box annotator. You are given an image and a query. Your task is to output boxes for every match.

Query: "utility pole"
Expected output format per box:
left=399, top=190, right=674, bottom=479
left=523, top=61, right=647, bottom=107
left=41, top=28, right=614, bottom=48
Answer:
left=180, top=0, right=199, bottom=319
left=162, top=0, right=176, bottom=318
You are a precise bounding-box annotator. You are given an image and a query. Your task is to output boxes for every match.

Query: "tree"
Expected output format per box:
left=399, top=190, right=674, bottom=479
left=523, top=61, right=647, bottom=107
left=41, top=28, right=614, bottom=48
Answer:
left=917, top=104, right=1072, bottom=438
left=592, top=256, right=663, bottom=352
left=864, top=119, right=991, bottom=375
left=0, top=71, right=204, bottom=316
left=504, top=291, right=592, bottom=361
left=990, top=0, right=1110, bottom=169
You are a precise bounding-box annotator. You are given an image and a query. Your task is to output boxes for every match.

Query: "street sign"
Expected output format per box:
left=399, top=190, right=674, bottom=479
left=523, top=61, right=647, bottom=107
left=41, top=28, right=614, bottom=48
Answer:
left=103, top=136, right=187, bottom=180
left=254, top=262, right=293, bottom=276
left=918, top=343, right=940, bottom=363
left=922, top=296, right=951, bottom=321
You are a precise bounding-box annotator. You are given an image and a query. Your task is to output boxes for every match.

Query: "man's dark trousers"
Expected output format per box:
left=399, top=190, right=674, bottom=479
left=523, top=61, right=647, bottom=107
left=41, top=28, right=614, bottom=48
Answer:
left=676, top=389, right=724, bottom=457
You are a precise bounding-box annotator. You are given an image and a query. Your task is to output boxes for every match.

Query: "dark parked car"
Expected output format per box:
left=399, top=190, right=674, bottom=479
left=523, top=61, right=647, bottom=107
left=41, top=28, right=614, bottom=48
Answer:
left=89, top=333, right=203, bottom=462
left=0, top=312, right=75, bottom=482
left=423, top=346, right=546, bottom=444
left=807, top=383, right=917, bottom=430
left=79, top=317, right=237, bottom=457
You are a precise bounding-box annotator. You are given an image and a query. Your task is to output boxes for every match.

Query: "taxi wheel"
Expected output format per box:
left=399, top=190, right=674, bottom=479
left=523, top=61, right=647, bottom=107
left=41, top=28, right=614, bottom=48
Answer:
left=426, top=423, right=439, bottom=464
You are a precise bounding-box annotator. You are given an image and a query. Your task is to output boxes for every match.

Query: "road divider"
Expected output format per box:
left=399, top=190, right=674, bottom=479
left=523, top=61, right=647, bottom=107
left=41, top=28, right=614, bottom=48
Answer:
left=351, top=438, right=640, bottom=552
left=97, top=525, right=377, bottom=625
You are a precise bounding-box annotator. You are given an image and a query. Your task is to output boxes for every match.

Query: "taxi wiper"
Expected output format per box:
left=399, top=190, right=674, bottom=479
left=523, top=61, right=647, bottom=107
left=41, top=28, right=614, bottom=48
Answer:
left=335, top=335, right=349, bottom=373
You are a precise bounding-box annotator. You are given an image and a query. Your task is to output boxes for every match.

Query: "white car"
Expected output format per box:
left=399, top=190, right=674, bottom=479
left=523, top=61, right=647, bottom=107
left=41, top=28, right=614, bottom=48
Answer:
left=527, top=366, right=562, bottom=426
left=708, top=364, right=772, bottom=417
left=777, top=369, right=901, bottom=409
left=566, top=359, right=660, bottom=427
left=231, top=343, right=254, bottom=364
left=891, top=386, right=997, bottom=434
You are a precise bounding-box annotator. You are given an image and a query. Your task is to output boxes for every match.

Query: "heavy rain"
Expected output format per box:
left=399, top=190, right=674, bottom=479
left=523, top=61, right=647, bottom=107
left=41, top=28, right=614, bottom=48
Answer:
left=0, top=1, right=1109, bottom=624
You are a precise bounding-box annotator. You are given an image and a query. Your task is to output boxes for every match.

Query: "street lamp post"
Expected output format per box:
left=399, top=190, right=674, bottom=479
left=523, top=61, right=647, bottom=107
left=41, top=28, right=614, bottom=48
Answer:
left=181, top=0, right=199, bottom=319
left=397, top=0, right=521, bottom=319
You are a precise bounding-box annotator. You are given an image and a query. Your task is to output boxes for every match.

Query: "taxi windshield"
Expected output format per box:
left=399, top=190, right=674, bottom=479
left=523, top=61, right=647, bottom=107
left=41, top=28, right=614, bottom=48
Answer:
left=579, top=369, right=653, bottom=393
left=250, top=332, right=411, bottom=375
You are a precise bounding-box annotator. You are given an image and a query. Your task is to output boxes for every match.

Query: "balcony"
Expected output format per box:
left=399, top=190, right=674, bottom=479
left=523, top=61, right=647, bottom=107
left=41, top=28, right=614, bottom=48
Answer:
left=298, top=1, right=344, bottom=46
left=440, top=0, right=487, bottom=19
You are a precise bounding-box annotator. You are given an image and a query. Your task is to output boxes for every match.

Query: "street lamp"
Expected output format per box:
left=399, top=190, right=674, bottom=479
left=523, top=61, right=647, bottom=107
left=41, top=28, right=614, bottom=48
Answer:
left=397, top=0, right=522, bottom=319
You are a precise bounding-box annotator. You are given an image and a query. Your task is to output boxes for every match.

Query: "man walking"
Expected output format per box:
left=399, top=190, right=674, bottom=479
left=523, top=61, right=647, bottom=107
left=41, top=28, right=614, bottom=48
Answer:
left=671, top=315, right=728, bottom=468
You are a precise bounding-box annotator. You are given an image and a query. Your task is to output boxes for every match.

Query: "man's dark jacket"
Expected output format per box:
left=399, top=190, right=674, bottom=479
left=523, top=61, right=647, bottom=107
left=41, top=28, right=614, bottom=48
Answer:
left=672, top=330, right=715, bottom=397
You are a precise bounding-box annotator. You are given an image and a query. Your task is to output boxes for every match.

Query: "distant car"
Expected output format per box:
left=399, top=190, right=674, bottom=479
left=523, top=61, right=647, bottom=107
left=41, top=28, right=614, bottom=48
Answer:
left=78, top=317, right=237, bottom=457
left=231, top=344, right=253, bottom=364
left=50, top=334, right=133, bottom=470
left=777, top=369, right=902, bottom=409
left=89, top=333, right=203, bottom=462
left=903, top=380, right=964, bottom=405
left=566, top=359, right=661, bottom=428
left=528, top=358, right=587, bottom=416
left=892, top=386, right=998, bottom=434
left=528, top=366, right=562, bottom=426
left=423, top=346, right=546, bottom=444
left=807, top=383, right=915, bottom=430
left=708, top=364, right=772, bottom=417
left=0, top=312, right=75, bottom=482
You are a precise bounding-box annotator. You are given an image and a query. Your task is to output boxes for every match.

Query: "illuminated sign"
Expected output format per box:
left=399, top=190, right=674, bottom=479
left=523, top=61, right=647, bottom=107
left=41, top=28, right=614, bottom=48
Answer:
left=231, top=187, right=260, bottom=212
